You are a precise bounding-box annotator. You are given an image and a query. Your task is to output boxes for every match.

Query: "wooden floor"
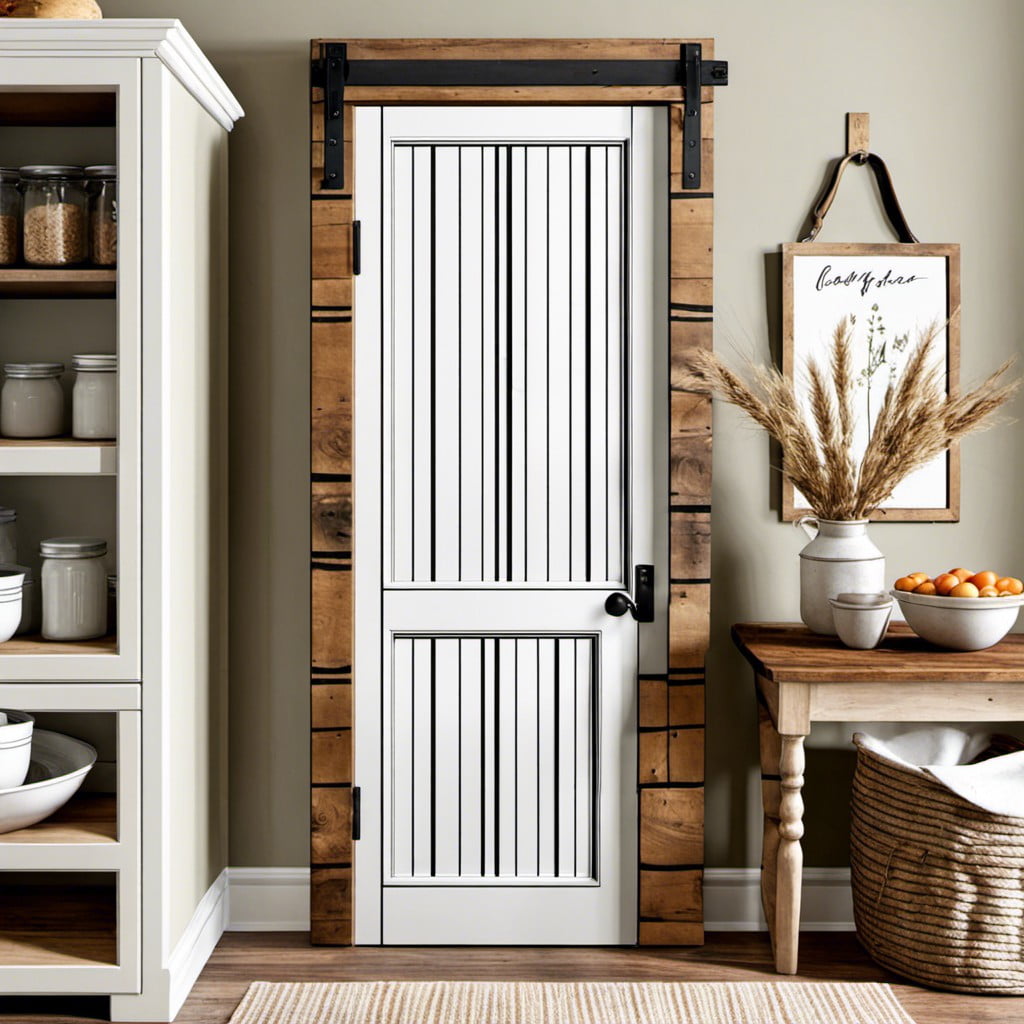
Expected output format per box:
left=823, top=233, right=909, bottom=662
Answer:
left=1, top=932, right=1019, bottom=1024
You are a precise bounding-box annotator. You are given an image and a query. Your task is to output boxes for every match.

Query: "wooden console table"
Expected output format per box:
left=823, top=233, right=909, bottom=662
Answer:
left=731, top=622, right=1024, bottom=975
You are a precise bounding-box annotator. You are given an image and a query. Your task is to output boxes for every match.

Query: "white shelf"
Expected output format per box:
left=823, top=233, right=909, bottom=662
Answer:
left=0, top=441, right=116, bottom=476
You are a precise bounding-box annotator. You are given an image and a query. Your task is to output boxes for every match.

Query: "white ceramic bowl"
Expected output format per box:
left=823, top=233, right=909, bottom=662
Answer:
left=0, top=566, right=24, bottom=643
left=0, top=709, right=34, bottom=789
left=0, top=729, right=96, bottom=834
left=830, top=597, right=893, bottom=650
left=0, top=563, right=36, bottom=635
left=891, top=589, right=1024, bottom=651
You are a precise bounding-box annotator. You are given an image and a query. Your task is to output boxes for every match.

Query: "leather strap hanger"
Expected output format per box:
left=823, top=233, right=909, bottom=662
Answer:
left=799, top=113, right=919, bottom=243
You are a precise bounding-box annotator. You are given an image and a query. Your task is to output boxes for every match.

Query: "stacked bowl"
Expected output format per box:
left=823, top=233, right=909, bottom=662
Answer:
left=0, top=709, right=96, bottom=833
left=0, top=564, right=24, bottom=641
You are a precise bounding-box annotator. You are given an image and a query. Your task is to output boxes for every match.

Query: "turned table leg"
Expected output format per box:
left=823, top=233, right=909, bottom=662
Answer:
left=774, top=733, right=806, bottom=974
left=757, top=698, right=781, bottom=952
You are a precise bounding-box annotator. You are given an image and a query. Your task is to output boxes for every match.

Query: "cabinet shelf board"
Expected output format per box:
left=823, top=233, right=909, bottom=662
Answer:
left=0, top=269, right=116, bottom=298
left=0, top=635, right=117, bottom=657
left=0, top=439, right=116, bottom=476
left=0, top=882, right=115, bottom=967
left=0, top=794, right=116, bottom=846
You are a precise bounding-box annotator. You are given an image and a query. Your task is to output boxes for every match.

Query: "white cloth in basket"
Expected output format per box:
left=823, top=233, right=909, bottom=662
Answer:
left=854, top=727, right=1024, bottom=817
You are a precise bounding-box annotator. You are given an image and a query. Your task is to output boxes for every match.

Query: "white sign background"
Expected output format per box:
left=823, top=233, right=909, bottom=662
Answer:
left=791, top=253, right=950, bottom=510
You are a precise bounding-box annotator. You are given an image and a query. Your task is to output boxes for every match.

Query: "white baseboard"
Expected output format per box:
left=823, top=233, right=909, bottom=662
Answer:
left=704, top=868, right=854, bottom=931
left=227, top=866, right=312, bottom=931
left=224, top=866, right=854, bottom=933
left=168, top=868, right=230, bottom=1015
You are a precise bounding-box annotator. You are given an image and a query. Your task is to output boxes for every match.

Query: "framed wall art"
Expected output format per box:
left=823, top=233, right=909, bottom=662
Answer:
left=781, top=241, right=961, bottom=521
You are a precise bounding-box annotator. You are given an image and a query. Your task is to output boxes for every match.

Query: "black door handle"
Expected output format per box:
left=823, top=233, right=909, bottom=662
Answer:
left=604, top=565, right=655, bottom=623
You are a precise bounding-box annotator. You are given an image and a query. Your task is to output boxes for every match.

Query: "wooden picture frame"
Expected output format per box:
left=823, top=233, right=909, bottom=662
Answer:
left=781, top=241, right=961, bottom=522
left=310, top=38, right=718, bottom=946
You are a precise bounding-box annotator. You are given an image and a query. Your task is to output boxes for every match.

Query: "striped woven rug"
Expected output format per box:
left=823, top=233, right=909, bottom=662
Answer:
left=228, top=980, right=916, bottom=1024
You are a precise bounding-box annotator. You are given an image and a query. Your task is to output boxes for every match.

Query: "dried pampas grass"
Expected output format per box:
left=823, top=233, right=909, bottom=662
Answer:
left=684, top=316, right=1019, bottom=520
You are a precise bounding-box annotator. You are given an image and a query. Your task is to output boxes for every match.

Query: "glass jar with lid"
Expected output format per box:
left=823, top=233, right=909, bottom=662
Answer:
left=0, top=168, right=20, bottom=266
left=40, top=536, right=108, bottom=641
left=72, top=353, right=117, bottom=439
left=19, top=165, right=88, bottom=266
left=85, top=165, right=117, bottom=266
left=1, top=363, right=65, bottom=438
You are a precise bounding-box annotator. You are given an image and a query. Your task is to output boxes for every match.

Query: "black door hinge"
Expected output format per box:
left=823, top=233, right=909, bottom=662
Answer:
left=681, top=43, right=728, bottom=191
left=352, top=220, right=361, bottom=275
left=313, top=42, right=348, bottom=190
left=352, top=785, right=361, bottom=841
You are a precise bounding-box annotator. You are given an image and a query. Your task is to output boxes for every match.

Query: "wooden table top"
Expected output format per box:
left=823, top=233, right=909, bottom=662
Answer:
left=732, top=622, right=1024, bottom=684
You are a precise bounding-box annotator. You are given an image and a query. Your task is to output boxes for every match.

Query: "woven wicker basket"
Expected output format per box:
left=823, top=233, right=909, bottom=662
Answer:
left=850, top=733, right=1024, bottom=994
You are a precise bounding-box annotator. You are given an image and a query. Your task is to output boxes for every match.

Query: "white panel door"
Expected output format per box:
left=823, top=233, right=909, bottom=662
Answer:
left=354, top=106, right=664, bottom=945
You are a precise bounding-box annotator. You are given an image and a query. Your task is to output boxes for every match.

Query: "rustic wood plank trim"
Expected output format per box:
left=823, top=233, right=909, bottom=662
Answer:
left=670, top=392, right=712, bottom=506
left=312, top=684, right=353, bottom=730
left=639, top=868, right=703, bottom=923
left=310, top=866, right=353, bottom=945
left=313, top=38, right=714, bottom=60
left=638, top=920, right=705, bottom=945
left=312, top=320, right=353, bottom=476
left=312, top=480, right=352, bottom=553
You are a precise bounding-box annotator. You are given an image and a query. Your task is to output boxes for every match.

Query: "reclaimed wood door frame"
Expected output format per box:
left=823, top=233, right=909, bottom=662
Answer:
left=310, top=38, right=716, bottom=946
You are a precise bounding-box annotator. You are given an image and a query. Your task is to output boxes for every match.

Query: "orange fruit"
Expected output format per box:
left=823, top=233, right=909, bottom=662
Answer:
left=968, top=570, right=998, bottom=589
left=894, top=576, right=919, bottom=592
left=949, top=581, right=980, bottom=598
left=979, top=586, right=1000, bottom=597
left=913, top=581, right=937, bottom=595
left=949, top=568, right=974, bottom=583
left=933, top=573, right=960, bottom=595
left=999, top=590, right=1016, bottom=597
left=908, top=572, right=930, bottom=583
left=996, top=576, right=1024, bottom=596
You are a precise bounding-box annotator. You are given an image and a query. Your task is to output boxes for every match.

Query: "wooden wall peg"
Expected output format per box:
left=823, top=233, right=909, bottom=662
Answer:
left=846, top=112, right=870, bottom=159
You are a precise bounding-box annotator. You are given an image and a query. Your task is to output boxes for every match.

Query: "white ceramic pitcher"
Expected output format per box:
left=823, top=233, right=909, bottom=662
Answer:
left=796, top=516, right=885, bottom=635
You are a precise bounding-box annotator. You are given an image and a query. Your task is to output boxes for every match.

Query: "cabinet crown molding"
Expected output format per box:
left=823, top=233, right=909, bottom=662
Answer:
left=0, top=18, right=243, bottom=130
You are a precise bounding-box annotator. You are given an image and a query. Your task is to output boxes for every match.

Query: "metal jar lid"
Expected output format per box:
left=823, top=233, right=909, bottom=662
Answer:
left=19, top=165, right=85, bottom=181
left=72, top=353, right=117, bottom=372
left=4, top=362, right=63, bottom=379
left=0, top=507, right=14, bottom=524
left=84, top=165, right=117, bottom=180
left=40, top=536, right=107, bottom=559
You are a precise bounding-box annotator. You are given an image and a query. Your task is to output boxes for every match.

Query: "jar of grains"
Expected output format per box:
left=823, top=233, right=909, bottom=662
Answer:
left=20, top=165, right=88, bottom=266
left=72, top=353, right=117, bottom=439
left=85, top=165, right=116, bottom=266
left=40, top=536, right=107, bottom=641
left=0, top=169, right=21, bottom=265
left=1, top=363, right=65, bottom=438
left=0, top=508, right=16, bottom=565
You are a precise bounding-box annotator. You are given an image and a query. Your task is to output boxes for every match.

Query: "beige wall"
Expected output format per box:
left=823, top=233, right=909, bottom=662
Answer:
left=99, top=0, right=1024, bottom=869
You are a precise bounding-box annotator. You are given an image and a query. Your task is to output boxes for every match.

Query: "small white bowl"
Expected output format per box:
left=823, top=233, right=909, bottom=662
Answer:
left=830, top=597, right=893, bottom=650
left=0, top=709, right=34, bottom=789
left=891, top=589, right=1024, bottom=651
left=0, top=587, right=22, bottom=644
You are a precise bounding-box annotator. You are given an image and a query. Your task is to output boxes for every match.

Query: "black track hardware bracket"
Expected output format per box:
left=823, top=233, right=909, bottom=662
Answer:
left=312, top=44, right=728, bottom=191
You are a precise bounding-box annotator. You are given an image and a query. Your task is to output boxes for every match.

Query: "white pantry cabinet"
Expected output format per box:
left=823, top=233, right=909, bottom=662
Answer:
left=0, top=20, right=241, bottom=1022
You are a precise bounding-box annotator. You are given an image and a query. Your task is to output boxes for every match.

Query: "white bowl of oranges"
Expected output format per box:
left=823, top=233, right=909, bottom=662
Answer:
left=891, top=569, right=1024, bottom=650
